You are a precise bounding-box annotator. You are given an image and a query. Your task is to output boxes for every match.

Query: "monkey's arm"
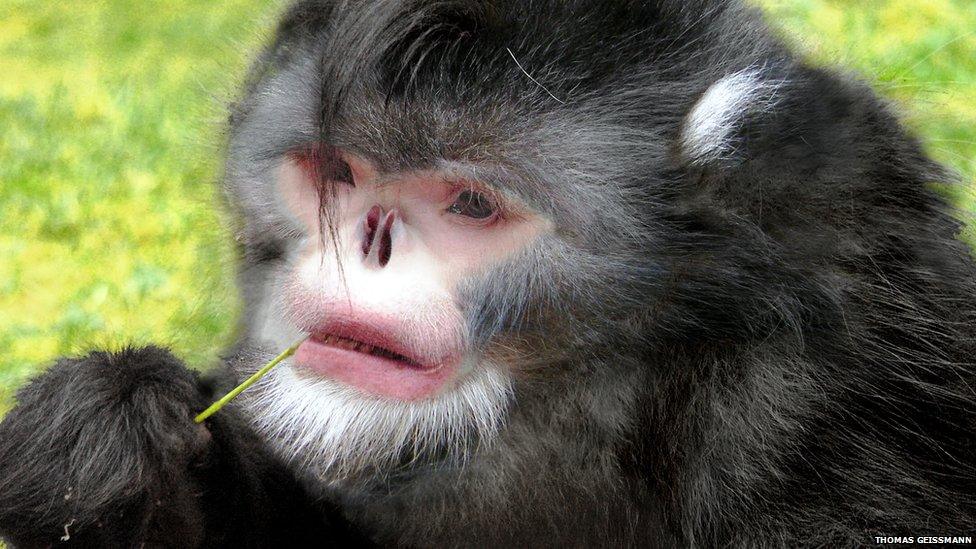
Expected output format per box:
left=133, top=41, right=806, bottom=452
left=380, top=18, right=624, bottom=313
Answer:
left=0, top=347, right=363, bottom=548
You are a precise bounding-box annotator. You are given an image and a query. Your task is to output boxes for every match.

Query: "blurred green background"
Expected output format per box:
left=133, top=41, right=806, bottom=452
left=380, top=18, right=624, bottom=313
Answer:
left=1, top=0, right=974, bottom=416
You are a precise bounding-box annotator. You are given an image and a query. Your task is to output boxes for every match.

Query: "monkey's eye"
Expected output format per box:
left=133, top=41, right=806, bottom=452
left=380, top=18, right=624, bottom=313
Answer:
left=447, top=190, right=497, bottom=220
left=325, top=158, right=354, bottom=186
left=293, top=146, right=354, bottom=186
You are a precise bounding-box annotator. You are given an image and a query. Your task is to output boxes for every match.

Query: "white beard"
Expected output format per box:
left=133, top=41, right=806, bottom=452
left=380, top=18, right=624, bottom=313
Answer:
left=237, top=355, right=512, bottom=485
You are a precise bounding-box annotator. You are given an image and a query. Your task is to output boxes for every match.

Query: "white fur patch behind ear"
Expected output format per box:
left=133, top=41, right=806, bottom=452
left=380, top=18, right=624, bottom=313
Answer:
left=680, top=68, right=782, bottom=164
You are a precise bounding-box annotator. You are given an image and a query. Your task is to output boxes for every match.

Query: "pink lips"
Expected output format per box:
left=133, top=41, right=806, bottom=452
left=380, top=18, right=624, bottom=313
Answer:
left=294, top=319, right=456, bottom=400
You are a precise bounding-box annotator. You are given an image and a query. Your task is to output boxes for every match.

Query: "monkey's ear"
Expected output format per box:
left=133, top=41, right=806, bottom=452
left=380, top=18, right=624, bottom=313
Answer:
left=674, top=65, right=948, bottom=183
left=677, top=67, right=784, bottom=166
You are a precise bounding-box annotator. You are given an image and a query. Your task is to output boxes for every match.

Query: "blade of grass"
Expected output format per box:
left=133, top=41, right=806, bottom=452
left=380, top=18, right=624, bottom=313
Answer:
left=194, top=336, right=307, bottom=423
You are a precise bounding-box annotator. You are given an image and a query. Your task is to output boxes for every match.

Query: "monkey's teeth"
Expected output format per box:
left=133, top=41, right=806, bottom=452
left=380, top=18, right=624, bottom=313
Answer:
left=315, top=332, right=420, bottom=367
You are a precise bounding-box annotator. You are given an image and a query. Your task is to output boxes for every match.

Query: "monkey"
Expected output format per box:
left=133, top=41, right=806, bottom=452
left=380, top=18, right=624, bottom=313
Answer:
left=2, top=0, right=975, bottom=546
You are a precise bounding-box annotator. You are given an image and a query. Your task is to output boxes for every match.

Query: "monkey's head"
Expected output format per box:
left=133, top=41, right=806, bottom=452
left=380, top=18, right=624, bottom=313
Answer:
left=222, top=0, right=815, bottom=486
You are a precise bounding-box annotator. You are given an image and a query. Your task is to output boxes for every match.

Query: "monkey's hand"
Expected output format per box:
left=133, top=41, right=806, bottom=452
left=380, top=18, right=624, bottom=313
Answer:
left=0, top=347, right=214, bottom=548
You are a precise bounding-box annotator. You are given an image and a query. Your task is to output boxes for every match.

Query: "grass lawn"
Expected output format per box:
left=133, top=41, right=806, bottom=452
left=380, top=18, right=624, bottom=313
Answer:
left=1, top=0, right=974, bottom=417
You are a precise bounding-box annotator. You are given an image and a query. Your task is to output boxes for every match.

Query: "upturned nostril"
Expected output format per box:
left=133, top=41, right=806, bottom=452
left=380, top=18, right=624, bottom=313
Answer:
left=378, top=230, right=392, bottom=266
left=362, top=205, right=383, bottom=257
left=366, top=205, right=382, bottom=230
left=377, top=209, right=396, bottom=267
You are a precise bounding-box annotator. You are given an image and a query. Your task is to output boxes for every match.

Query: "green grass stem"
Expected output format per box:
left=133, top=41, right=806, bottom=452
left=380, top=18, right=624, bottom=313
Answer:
left=194, top=336, right=306, bottom=423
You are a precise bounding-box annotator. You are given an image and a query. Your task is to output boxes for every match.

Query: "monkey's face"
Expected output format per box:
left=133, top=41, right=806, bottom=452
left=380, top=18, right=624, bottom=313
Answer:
left=236, top=138, right=562, bottom=483
left=278, top=147, right=550, bottom=401
left=226, top=2, right=671, bottom=486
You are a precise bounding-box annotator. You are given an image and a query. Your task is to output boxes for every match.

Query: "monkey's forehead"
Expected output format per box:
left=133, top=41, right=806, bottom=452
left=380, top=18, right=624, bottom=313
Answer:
left=234, top=0, right=789, bottom=161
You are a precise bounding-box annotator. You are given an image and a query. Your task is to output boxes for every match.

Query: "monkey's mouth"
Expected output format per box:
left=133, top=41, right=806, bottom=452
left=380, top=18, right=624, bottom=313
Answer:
left=309, top=332, right=423, bottom=368
left=294, top=320, right=456, bottom=400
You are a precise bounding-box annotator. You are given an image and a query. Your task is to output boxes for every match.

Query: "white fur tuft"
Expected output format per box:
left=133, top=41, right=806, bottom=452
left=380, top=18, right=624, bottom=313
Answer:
left=680, top=69, right=782, bottom=163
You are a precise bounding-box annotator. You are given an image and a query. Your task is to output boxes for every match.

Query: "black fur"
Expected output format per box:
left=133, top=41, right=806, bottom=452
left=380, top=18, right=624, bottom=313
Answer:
left=3, top=0, right=976, bottom=547
left=0, top=347, right=365, bottom=547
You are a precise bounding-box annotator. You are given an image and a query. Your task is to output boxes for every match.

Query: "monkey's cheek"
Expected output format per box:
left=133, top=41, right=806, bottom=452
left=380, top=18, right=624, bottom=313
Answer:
left=293, top=340, right=457, bottom=401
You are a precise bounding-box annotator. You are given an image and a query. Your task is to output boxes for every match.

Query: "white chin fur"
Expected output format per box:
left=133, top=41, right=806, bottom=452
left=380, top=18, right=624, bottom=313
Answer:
left=237, top=357, right=512, bottom=485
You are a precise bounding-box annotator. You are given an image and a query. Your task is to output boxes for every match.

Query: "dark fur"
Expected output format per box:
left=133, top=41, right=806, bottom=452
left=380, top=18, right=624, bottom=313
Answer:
left=0, top=348, right=364, bottom=547
left=3, top=0, right=975, bottom=547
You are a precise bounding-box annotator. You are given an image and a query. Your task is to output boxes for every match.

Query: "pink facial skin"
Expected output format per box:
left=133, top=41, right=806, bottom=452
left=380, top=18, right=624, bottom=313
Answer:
left=278, top=148, right=549, bottom=400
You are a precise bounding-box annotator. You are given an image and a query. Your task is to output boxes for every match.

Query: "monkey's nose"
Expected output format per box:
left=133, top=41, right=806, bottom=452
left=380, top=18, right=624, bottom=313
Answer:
left=361, top=205, right=397, bottom=268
